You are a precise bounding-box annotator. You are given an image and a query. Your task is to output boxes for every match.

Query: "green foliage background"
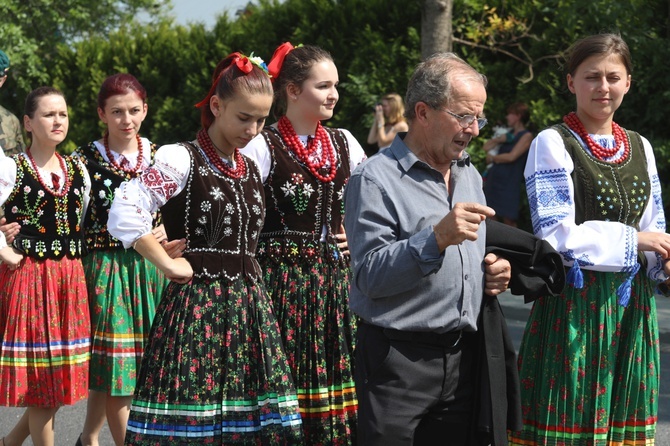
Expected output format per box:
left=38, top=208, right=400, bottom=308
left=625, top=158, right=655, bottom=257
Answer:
left=1, top=0, right=670, bottom=229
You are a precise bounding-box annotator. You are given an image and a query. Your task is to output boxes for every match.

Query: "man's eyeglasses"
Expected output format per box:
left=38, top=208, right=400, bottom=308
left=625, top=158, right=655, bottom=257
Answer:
left=444, top=110, right=487, bottom=130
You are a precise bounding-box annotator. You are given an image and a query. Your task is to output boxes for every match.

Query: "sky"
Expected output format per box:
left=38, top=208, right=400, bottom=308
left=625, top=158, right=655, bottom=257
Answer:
left=169, top=0, right=250, bottom=28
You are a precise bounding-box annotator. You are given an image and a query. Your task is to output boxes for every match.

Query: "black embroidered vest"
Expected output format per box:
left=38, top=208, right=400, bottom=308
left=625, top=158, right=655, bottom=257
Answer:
left=256, top=126, right=351, bottom=265
left=160, top=142, right=265, bottom=281
left=5, top=154, right=87, bottom=259
left=553, top=123, right=649, bottom=228
left=76, top=141, right=161, bottom=251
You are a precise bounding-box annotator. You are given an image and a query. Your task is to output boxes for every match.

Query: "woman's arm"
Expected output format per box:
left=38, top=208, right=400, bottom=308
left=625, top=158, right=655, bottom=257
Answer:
left=488, top=132, right=533, bottom=164
left=366, top=104, right=384, bottom=145
left=133, top=233, right=193, bottom=283
left=482, top=134, right=507, bottom=153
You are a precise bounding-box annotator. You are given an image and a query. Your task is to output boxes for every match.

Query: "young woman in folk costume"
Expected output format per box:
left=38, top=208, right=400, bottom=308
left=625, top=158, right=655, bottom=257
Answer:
left=0, top=87, right=91, bottom=446
left=509, top=33, right=670, bottom=445
left=73, top=73, right=183, bottom=446
left=107, top=52, right=303, bottom=445
left=242, top=42, right=367, bottom=445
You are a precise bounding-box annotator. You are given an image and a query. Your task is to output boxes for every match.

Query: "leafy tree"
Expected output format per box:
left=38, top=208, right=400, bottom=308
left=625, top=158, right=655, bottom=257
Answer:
left=53, top=19, right=226, bottom=152
left=0, top=0, right=171, bottom=116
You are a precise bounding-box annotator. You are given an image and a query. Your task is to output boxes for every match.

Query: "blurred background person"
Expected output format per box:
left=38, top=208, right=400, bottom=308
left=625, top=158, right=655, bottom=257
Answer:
left=0, top=49, right=26, bottom=157
left=482, top=102, right=533, bottom=227
left=367, top=92, right=408, bottom=151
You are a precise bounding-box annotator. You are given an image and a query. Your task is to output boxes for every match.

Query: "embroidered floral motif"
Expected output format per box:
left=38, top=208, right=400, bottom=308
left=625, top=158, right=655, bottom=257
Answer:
left=280, top=173, right=314, bottom=215
left=337, top=183, right=346, bottom=215
left=97, top=178, right=115, bottom=208
left=141, top=166, right=179, bottom=201
left=195, top=187, right=235, bottom=247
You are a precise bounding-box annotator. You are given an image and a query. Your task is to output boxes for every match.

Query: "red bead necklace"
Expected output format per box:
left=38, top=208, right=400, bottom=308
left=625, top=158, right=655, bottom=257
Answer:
left=197, top=128, right=247, bottom=179
left=103, top=131, right=144, bottom=176
left=563, top=112, right=629, bottom=163
left=25, top=147, right=71, bottom=198
left=277, top=116, right=337, bottom=183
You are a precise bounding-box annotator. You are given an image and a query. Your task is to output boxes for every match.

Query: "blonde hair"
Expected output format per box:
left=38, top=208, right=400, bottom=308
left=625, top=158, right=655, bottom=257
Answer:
left=381, top=93, right=406, bottom=126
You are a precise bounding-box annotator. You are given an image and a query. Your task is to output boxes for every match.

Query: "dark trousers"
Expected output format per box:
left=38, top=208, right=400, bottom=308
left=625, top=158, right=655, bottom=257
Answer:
left=355, top=322, right=477, bottom=446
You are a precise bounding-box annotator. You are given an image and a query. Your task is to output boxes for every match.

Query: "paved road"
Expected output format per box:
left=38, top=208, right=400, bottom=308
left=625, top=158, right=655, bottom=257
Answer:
left=1, top=292, right=669, bottom=445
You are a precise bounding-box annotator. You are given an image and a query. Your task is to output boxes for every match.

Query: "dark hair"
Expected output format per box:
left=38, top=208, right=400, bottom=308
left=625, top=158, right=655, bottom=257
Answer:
left=97, top=73, right=147, bottom=110
left=25, top=86, right=65, bottom=119
left=197, top=53, right=273, bottom=129
left=507, top=102, right=530, bottom=125
left=564, top=33, right=632, bottom=77
left=405, top=52, right=487, bottom=121
left=272, top=45, right=334, bottom=117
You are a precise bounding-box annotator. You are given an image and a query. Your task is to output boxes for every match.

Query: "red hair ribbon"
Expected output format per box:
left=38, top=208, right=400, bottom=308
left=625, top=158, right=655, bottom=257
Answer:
left=194, top=52, right=252, bottom=110
left=267, top=42, right=294, bottom=81
left=234, top=54, right=253, bottom=74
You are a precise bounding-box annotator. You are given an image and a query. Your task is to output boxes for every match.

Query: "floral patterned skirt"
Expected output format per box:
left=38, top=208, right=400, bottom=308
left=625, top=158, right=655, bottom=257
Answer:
left=84, top=249, right=167, bottom=396
left=124, top=277, right=303, bottom=445
left=0, top=256, right=90, bottom=407
left=258, top=241, right=358, bottom=446
left=509, top=270, right=659, bottom=445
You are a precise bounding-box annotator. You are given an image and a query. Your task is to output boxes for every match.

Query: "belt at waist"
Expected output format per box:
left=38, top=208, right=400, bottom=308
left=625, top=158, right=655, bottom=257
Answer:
left=364, top=322, right=465, bottom=348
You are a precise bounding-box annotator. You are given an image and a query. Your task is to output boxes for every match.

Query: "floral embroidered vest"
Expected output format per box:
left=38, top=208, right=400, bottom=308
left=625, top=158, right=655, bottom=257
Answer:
left=553, top=123, right=649, bottom=228
left=160, top=142, right=265, bottom=281
left=76, top=141, right=161, bottom=251
left=5, top=153, right=87, bottom=259
left=256, top=126, right=351, bottom=265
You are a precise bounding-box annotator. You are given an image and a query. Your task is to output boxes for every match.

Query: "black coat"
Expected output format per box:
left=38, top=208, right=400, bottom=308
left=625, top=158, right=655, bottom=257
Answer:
left=472, top=219, right=565, bottom=446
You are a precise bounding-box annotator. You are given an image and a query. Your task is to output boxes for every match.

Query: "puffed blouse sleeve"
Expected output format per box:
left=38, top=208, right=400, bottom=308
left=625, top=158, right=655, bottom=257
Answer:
left=240, top=132, right=272, bottom=183
left=636, top=135, right=668, bottom=281
left=524, top=128, right=642, bottom=274
left=340, top=128, right=367, bottom=174
left=108, top=143, right=191, bottom=249
left=0, top=155, right=17, bottom=249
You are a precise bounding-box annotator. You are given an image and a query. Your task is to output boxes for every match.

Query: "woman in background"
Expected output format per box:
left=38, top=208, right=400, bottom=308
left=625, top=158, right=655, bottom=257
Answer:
left=366, top=92, right=408, bottom=151
left=482, top=102, right=533, bottom=227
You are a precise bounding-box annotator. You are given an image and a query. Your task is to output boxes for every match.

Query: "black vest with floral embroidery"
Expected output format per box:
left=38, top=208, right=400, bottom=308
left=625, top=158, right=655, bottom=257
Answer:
left=160, top=141, right=266, bottom=281
left=76, top=141, right=162, bottom=251
left=256, top=126, right=351, bottom=266
left=5, top=154, right=87, bottom=259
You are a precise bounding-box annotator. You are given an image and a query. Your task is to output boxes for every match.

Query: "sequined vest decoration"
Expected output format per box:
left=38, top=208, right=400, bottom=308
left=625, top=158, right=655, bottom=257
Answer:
left=5, top=153, right=87, bottom=259
left=77, top=141, right=162, bottom=251
left=256, top=126, right=351, bottom=265
left=160, top=141, right=265, bottom=281
left=553, top=123, right=649, bottom=228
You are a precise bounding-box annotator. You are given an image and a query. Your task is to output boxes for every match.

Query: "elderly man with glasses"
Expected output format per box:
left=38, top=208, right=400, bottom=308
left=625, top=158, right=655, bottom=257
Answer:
left=344, top=52, right=512, bottom=445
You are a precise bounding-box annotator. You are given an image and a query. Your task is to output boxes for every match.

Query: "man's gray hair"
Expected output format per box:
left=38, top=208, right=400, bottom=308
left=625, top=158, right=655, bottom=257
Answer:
left=404, top=52, right=487, bottom=120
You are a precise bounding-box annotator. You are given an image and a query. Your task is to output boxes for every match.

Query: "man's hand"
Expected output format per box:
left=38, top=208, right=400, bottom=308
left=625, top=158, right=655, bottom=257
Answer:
left=483, top=252, right=510, bottom=296
left=336, top=224, right=349, bottom=256
left=433, top=203, right=495, bottom=252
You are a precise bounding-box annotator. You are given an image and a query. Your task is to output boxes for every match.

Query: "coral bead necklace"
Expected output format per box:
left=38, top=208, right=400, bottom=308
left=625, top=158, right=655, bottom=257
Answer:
left=26, top=147, right=71, bottom=197
left=563, top=112, right=629, bottom=163
left=277, top=116, right=337, bottom=183
left=197, top=128, right=247, bottom=179
left=103, top=131, right=144, bottom=176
